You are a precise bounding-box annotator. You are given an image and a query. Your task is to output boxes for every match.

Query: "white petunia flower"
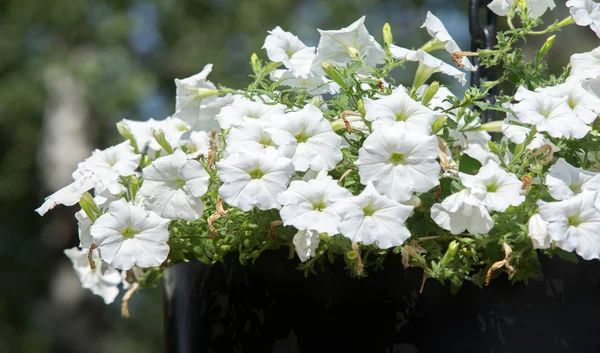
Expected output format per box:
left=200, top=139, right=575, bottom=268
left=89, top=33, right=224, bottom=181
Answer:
left=389, top=46, right=467, bottom=86
left=463, top=143, right=501, bottom=166
left=448, top=114, right=491, bottom=148
left=570, top=46, right=600, bottom=80
left=431, top=189, right=494, bottom=234
left=174, top=64, right=224, bottom=130
left=174, top=64, right=218, bottom=119
left=488, top=0, right=556, bottom=19
left=356, top=123, right=440, bottom=202
left=538, top=191, right=600, bottom=260
left=364, top=86, right=443, bottom=133
left=501, top=118, right=528, bottom=145
left=545, top=158, right=600, bottom=209
left=277, top=173, right=352, bottom=235
left=179, top=130, right=210, bottom=158
left=336, top=183, right=413, bottom=249
left=312, top=16, right=386, bottom=74
left=64, top=247, right=122, bottom=304
left=75, top=210, right=93, bottom=248
left=216, top=96, right=287, bottom=129
left=94, top=188, right=121, bottom=209
left=542, top=76, right=600, bottom=124
left=91, top=199, right=170, bottom=270
left=512, top=86, right=590, bottom=138
left=523, top=132, right=558, bottom=152
left=193, top=95, right=235, bottom=132
left=263, top=26, right=316, bottom=76
left=120, top=117, right=193, bottom=157
left=528, top=213, right=551, bottom=249
left=459, top=160, right=525, bottom=212
left=119, top=118, right=162, bottom=152
left=566, top=0, right=600, bottom=38
left=501, top=112, right=561, bottom=154
left=139, top=149, right=209, bottom=221
left=216, top=148, right=294, bottom=211
left=582, top=76, right=600, bottom=99
left=300, top=169, right=320, bottom=181
left=293, top=229, right=320, bottom=262
left=36, top=170, right=97, bottom=216
left=225, top=118, right=279, bottom=156
left=421, top=12, right=475, bottom=71
left=267, top=104, right=343, bottom=172
left=75, top=141, right=141, bottom=194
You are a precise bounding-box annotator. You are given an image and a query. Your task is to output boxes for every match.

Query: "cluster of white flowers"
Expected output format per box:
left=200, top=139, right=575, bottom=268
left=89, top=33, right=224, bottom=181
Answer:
left=37, top=2, right=600, bottom=305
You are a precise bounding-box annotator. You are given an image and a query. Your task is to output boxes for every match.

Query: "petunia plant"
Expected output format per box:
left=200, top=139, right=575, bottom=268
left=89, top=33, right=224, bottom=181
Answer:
left=37, top=1, right=600, bottom=313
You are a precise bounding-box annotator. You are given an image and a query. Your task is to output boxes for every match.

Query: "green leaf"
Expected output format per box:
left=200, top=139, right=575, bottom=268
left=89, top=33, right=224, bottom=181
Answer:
left=439, top=177, right=454, bottom=198
left=472, top=101, right=513, bottom=113
left=450, top=276, right=463, bottom=295
left=554, top=248, right=579, bottom=264
left=486, top=241, right=504, bottom=262
left=458, top=154, right=482, bottom=175
left=446, top=117, right=458, bottom=129
left=327, top=250, right=335, bottom=264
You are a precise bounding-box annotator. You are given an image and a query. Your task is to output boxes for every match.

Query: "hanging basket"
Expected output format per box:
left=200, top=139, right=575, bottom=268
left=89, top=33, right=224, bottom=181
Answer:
left=163, top=250, right=600, bottom=353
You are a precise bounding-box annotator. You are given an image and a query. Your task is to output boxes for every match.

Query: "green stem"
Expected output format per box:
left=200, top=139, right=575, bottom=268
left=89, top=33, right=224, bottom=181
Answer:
left=507, top=14, right=516, bottom=31
left=248, top=61, right=281, bottom=91
left=509, top=126, right=537, bottom=169
left=529, top=16, right=575, bottom=35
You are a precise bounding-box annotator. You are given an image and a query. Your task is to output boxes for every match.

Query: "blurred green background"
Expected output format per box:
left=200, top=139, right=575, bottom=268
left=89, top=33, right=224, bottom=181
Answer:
left=0, top=0, right=594, bottom=352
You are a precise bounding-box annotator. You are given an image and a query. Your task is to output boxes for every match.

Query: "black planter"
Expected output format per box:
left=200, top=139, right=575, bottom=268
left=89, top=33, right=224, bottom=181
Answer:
left=163, top=249, right=600, bottom=353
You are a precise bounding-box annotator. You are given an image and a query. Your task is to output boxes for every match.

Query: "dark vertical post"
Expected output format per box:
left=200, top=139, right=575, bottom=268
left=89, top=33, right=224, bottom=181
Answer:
left=469, top=0, right=498, bottom=122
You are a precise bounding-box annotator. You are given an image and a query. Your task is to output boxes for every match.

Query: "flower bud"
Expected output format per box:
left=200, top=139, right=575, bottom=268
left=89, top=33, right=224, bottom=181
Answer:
left=309, top=96, right=323, bottom=107
left=517, top=0, right=527, bottom=15
left=431, top=116, right=447, bottom=133
left=480, top=120, right=503, bottom=132
left=404, top=195, right=421, bottom=209
left=447, top=240, right=459, bottom=257
left=141, top=155, right=152, bottom=169
left=321, top=62, right=346, bottom=88
left=357, top=99, right=366, bottom=117
left=421, top=81, right=439, bottom=106
left=129, top=175, right=142, bottom=200
left=251, top=53, right=261, bottom=74
left=440, top=240, right=459, bottom=266
left=383, top=23, right=393, bottom=47
left=117, top=121, right=139, bottom=152
left=152, top=128, right=174, bottom=154
left=117, top=121, right=133, bottom=141
left=319, top=232, right=330, bottom=241
left=79, top=192, right=100, bottom=222
left=330, top=119, right=346, bottom=132
left=536, top=35, right=555, bottom=63
left=528, top=214, right=551, bottom=249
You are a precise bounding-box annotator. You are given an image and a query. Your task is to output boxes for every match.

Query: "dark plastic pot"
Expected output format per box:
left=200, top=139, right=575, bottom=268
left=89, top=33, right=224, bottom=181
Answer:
left=163, top=249, right=600, bottom=353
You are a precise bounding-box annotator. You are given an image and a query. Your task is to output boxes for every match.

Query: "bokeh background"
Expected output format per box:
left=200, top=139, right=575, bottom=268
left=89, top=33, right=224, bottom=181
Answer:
left=0, top=1, right=594, bottom=352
